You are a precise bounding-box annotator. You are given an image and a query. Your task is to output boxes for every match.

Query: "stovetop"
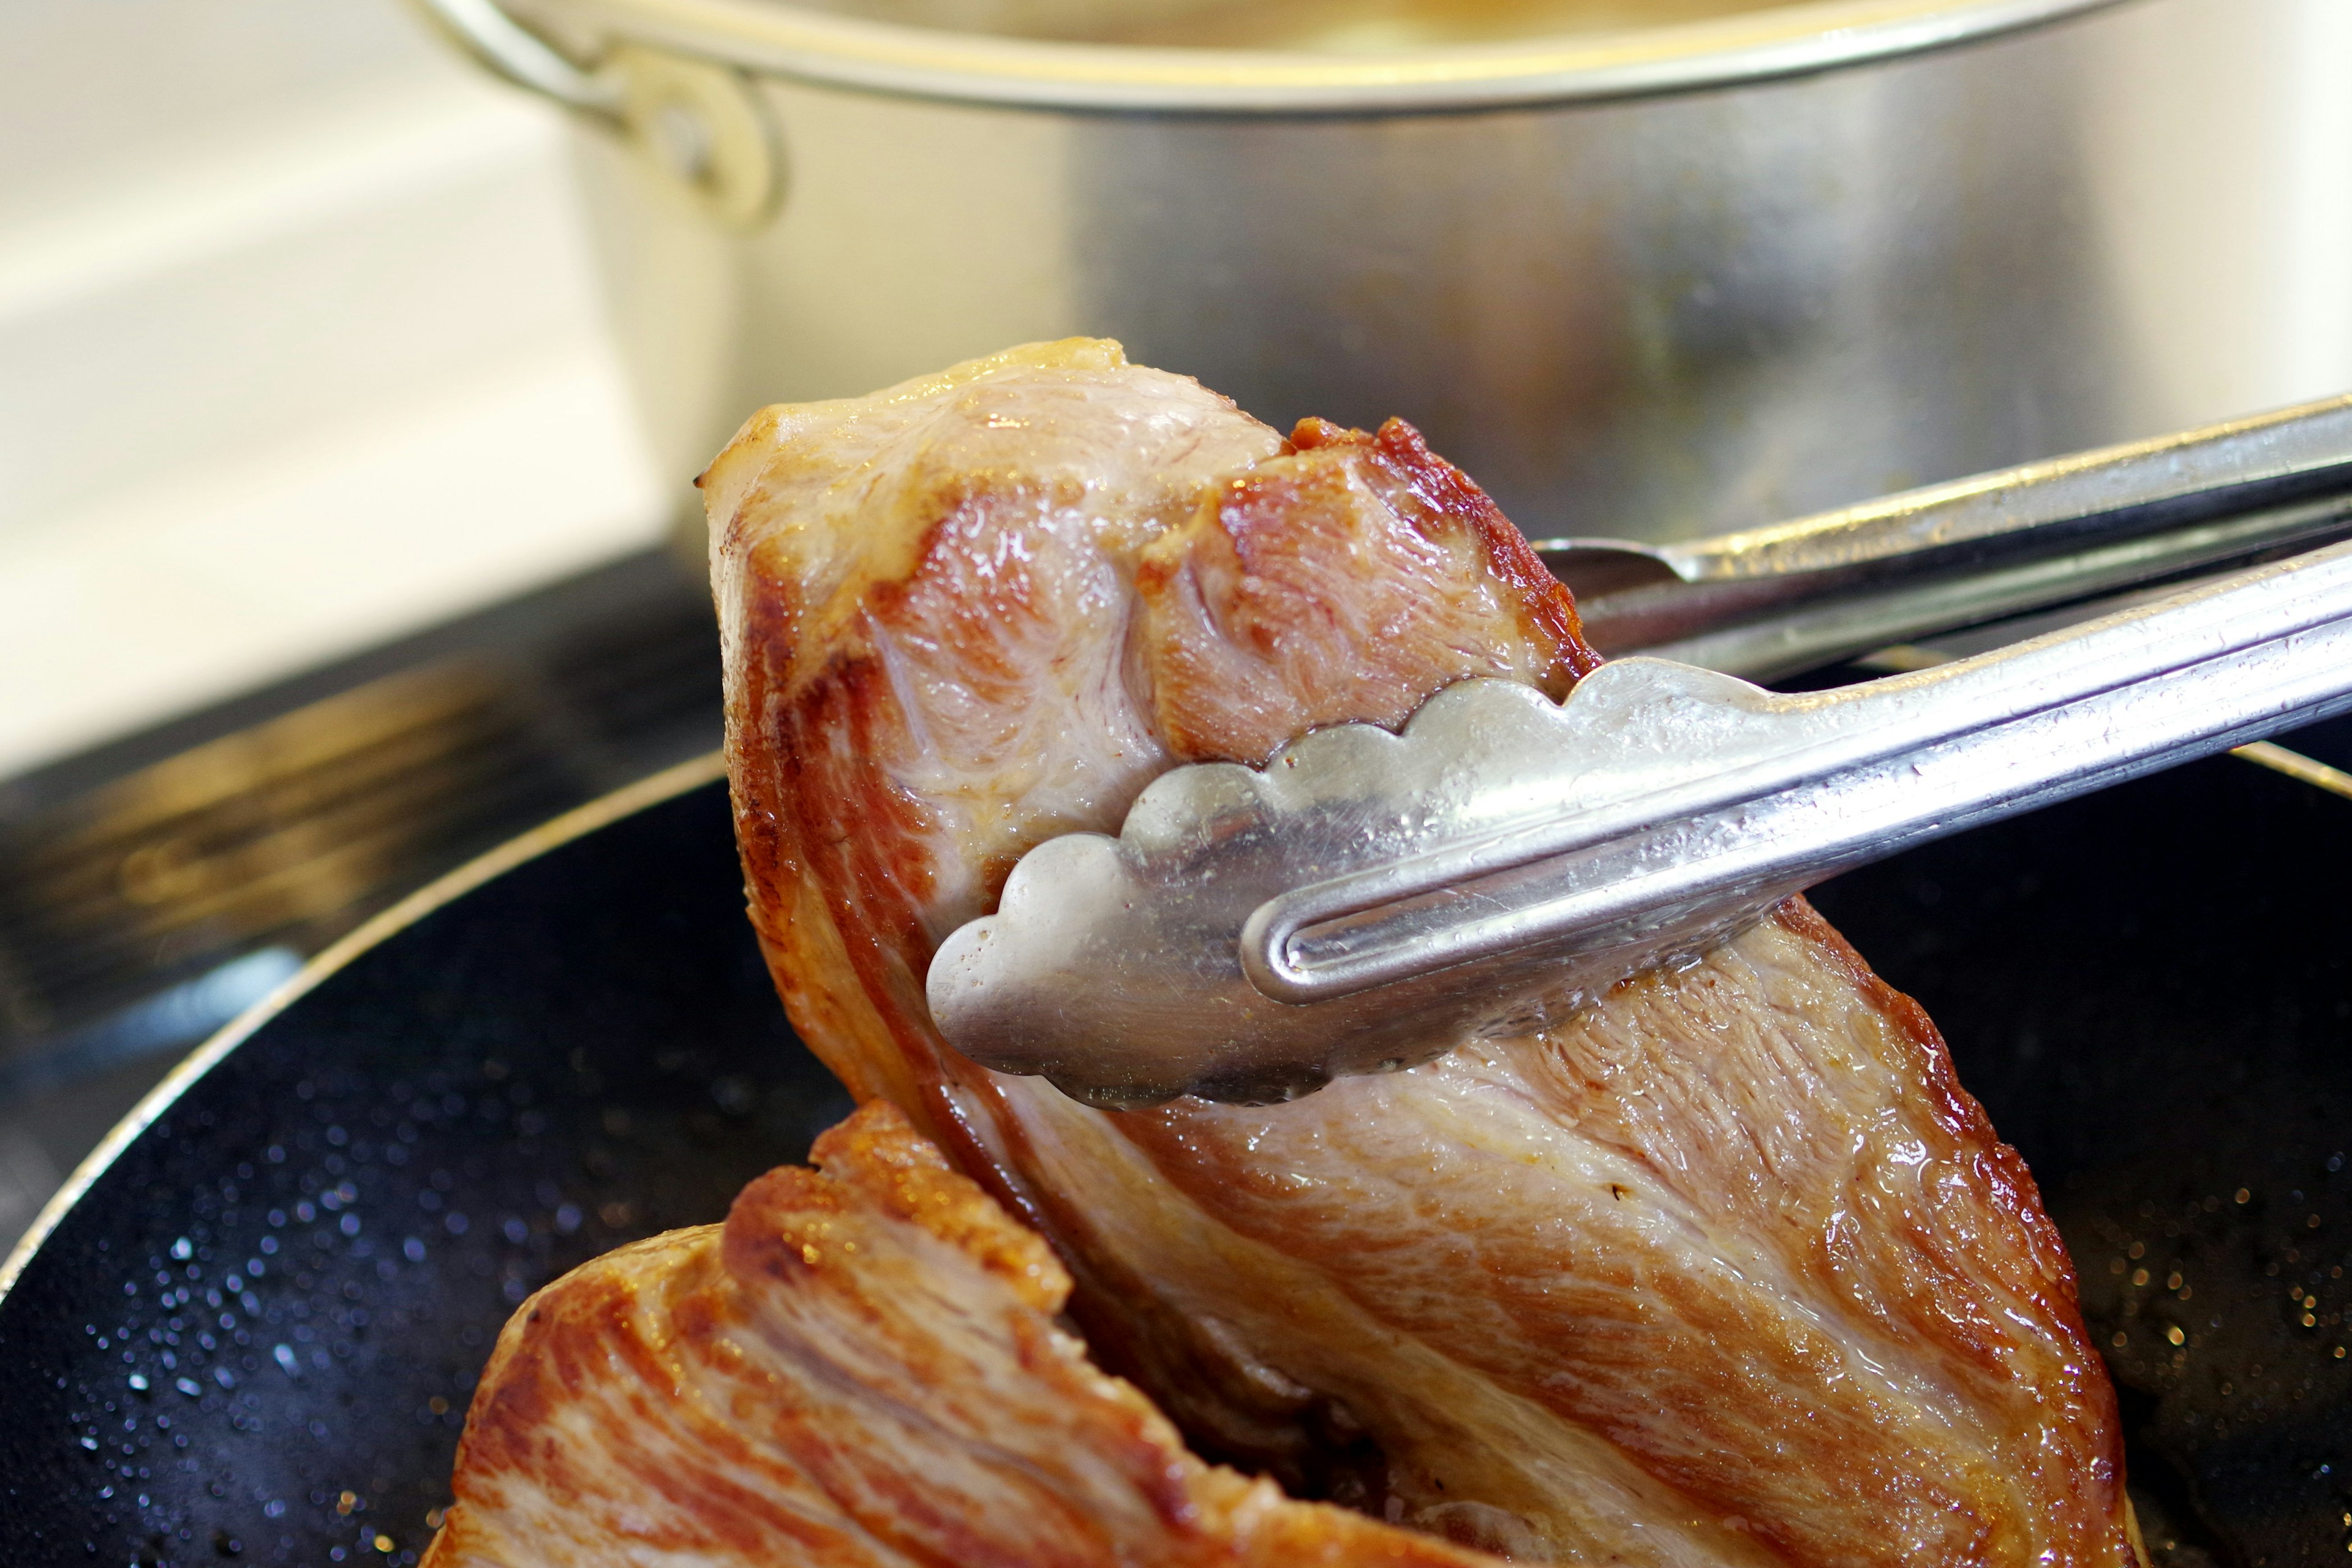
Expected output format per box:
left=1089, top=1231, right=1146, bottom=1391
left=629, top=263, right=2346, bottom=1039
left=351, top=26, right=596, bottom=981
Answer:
left=0, top=548, right=721, bottom=1245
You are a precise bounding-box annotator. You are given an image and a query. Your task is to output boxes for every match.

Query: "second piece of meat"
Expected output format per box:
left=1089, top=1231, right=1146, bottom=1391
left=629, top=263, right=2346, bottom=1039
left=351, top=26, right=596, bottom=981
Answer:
left=706, top=339, right=2138, bottom=1568
left=424, top=1101, right=1499, bottom=1568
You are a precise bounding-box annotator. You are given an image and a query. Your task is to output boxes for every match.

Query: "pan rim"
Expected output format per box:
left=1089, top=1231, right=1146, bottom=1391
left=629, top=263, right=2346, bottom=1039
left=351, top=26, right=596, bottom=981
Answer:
left=0, top=750, right=730, bottom=1302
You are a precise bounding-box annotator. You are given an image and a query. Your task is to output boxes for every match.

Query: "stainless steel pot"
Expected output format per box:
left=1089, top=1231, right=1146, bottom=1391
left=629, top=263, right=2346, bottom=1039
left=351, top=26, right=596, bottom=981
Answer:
left=414, top=0, right=2352, bottom=543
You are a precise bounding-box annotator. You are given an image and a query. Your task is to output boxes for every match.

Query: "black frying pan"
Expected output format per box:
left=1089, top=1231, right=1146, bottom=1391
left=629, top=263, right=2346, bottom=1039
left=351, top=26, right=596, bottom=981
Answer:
left=1, top=733, right=2347, bottom=1567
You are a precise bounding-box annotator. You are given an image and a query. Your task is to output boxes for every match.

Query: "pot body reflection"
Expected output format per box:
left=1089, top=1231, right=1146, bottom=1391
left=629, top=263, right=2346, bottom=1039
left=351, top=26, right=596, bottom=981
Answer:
left=549, top=0, right=2352, bottom=541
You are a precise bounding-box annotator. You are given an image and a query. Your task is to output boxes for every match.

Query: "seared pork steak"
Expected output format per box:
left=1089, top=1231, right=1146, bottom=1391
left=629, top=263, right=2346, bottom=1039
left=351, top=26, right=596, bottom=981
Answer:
left=704, top=339, right=2136, bottom=1568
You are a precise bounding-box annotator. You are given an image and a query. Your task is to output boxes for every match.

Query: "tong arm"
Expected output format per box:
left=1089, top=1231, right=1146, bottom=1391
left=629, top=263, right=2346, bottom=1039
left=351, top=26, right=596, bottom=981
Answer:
left=928, top=539, right=2352, bottom=1109
left=1543, top=390, right=2352, bottom=677
left=1574, top=389, right=2352, bottom=586
left=1248, top=533, right=2352, bottom=1001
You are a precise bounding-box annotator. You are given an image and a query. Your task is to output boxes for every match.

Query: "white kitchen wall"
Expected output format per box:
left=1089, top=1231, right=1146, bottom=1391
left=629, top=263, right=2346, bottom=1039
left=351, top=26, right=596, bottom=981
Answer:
left=2082, top=0, right=2352, bottom=437
left=0, top=0, right=665, bottom=778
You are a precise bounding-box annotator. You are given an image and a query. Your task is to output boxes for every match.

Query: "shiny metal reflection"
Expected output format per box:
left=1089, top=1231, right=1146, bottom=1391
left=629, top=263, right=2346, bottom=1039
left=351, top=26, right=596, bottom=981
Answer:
left=930, top=538, right=2352, bottom=1106
left=486, top=0, right=2352, bottom=552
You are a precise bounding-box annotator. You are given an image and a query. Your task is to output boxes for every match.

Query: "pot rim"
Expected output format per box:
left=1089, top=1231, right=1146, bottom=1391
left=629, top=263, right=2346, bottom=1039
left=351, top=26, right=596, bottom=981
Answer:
left=519, top=0, right=2120, bottom=113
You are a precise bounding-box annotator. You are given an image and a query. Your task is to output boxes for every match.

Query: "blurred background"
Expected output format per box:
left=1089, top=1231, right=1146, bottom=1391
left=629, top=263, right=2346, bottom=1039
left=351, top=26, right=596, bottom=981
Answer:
left=0, top=0, right=723, bottom=1250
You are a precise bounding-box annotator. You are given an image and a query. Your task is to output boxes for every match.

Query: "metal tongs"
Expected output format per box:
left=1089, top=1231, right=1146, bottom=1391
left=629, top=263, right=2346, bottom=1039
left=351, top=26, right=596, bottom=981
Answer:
left=927, top=395, right=2352, bottom=1109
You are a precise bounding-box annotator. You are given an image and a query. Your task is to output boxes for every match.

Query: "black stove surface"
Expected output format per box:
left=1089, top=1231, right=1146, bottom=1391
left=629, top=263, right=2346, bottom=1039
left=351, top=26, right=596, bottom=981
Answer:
left=0, top=548, right=724, bottom=1241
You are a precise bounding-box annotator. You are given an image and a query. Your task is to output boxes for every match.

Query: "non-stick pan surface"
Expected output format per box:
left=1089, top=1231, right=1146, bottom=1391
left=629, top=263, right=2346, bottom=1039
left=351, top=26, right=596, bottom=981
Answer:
left=1, top=738, right=2347, bottom=1567
left=0, top=760, right=853, bottom=1566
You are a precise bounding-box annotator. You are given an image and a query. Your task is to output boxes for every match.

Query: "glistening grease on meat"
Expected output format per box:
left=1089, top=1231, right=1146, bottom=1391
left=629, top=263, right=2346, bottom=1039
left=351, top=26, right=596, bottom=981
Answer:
left=422, top=1102, right=1498, bottom=1568
left=707, top=339, right=2141, bottom=1567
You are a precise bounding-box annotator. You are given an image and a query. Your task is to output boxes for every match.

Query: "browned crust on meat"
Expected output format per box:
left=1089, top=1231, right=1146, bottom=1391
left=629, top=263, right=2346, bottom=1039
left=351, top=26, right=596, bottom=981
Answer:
left=427, top=1227, right=878, bottom=1562
left=1771, top=895, right=2117, bottom=1415
left=1136, top=418, right=1599, bottom=764
left=1774, top=895, right=2080, bottom=1291
left=1294, top=417, right=1596, bottom=685
left=424, top=1103, right=1509, bottom=1568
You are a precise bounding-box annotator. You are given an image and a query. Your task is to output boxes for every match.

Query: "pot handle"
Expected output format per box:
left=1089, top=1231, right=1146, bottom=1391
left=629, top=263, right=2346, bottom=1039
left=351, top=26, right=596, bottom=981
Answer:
left=405, top=0, right=782, bottom=229
left=405, top=0, right=624, bottom=121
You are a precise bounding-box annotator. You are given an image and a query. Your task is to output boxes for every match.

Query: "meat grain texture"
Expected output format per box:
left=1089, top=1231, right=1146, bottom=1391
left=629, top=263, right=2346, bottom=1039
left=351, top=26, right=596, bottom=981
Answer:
left=694, top=338, right=2138, bottom=1568
left=422, top=1101, right=1492, bottom=1567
